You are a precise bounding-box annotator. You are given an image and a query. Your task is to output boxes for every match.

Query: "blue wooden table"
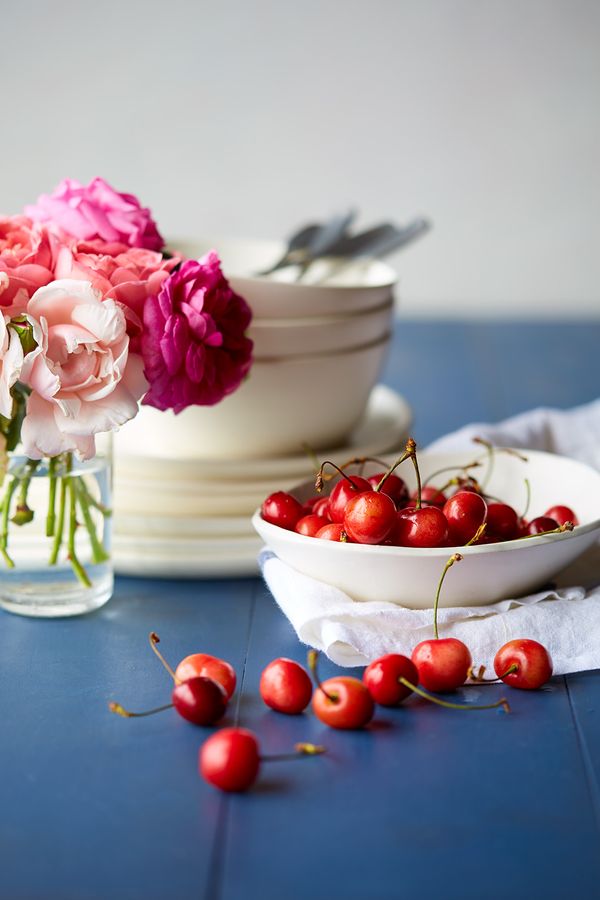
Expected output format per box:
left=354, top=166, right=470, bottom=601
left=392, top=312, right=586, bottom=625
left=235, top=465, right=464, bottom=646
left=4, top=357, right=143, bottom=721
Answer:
left=2, top=320, right=599, bottom=900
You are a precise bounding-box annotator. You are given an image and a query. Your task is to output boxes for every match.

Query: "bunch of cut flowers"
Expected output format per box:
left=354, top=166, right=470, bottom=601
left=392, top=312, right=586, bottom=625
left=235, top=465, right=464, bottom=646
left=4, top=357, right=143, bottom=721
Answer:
left=0, top=177, right=253, bottom=583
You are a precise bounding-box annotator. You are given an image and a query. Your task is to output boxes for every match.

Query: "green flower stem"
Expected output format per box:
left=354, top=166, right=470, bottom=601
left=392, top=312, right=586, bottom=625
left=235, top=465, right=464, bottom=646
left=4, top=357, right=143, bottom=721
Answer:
left=73, top=478, right=109, bottom=564
left=49, top=475, right=68, bottom=566
left=67, top=476, right=92, bottom=588
left=0, top=476, right=19, bottom=568
left=76, top=476, right=112, bottom=517
left=46, top=458, right=58, bottom=537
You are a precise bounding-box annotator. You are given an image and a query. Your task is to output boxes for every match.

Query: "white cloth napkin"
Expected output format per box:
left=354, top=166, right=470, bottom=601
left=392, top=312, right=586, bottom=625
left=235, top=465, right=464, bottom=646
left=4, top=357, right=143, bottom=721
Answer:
left=260, top=398, right=600, bottom=674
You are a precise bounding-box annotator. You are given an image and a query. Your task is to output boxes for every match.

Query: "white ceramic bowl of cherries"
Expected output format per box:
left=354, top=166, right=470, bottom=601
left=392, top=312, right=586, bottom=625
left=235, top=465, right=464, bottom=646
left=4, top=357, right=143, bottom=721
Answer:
left=253, top=440, right=600, bottom=608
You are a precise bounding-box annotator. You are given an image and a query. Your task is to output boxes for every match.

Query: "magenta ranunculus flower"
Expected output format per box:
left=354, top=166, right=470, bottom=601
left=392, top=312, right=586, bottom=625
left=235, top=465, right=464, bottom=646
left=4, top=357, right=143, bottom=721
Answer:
left=141, top=253, right=253, bottom=413
left=25, top=177, right=164, bottom=251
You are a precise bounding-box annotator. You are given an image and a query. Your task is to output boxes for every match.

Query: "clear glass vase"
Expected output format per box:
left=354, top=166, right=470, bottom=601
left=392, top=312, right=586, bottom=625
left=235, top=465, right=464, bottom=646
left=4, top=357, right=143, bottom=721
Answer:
left=0, top=437, right=113, bottom=617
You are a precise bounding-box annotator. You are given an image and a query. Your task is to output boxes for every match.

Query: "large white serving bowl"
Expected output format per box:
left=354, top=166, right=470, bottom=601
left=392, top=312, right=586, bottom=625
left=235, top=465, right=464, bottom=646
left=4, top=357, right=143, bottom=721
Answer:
left=116, top=333, right=391, bottom=460
left=252, top=449, right=600, bottom=608
left=170, top=237, right=398, bottom=319
left=248, top=298, right=394, bottom=357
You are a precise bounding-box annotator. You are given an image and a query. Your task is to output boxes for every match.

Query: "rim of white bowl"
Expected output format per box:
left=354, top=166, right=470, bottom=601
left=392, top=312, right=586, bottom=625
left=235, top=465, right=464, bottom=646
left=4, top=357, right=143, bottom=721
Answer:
left=249, top=296, right=395, bottom=328
left=252, top=508, right=600, bottom=556
left=251, top=446, right=600, bottom=555
left=253, top=330, right=391, bottom=363
left=169, top=236, right=399, bottom=290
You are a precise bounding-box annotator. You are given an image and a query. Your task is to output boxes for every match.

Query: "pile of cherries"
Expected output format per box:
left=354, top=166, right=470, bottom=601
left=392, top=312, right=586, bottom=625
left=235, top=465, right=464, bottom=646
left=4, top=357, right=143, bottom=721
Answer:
left=110, top=551, right=554, bottom=793
left=260, top=438, right=579, bottom=547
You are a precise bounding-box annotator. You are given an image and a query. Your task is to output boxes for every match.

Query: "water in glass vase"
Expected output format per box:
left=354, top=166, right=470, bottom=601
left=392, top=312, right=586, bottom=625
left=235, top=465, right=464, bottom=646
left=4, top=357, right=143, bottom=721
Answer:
left=0, top=448, right=113, bottom=617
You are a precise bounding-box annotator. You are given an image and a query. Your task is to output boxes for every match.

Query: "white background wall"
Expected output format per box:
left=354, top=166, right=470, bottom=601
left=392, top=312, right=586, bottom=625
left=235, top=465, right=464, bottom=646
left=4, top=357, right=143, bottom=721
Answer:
left=1, top=0, right=599, bottom=317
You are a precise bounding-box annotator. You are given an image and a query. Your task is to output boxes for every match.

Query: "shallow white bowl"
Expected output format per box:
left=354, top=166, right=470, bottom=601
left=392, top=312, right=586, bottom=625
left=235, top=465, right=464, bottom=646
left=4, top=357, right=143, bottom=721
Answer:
left=252, top=449, right=600, bottom=608
left=170, top=237, right=398, bottom=319
left=248, top=298, right=394, bottom=358
left=117, top=333, right=391, bottom=460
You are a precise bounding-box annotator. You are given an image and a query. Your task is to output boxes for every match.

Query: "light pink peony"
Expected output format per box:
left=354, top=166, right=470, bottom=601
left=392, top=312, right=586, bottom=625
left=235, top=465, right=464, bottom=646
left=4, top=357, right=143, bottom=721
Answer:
left=141, top=253, right=253, bottom=413
left=0, top=314, right=24, bottom=418
left=20, top=279, right=147, bottom=460
left=25, top=177, right=164, bottom=251
left=0, top=216, right=55, bottom=312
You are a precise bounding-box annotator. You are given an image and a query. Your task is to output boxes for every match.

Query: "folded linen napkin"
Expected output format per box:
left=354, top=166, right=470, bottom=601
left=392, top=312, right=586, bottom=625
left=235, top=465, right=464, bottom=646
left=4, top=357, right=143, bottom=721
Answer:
left=259, top=398, right=600, bottom=673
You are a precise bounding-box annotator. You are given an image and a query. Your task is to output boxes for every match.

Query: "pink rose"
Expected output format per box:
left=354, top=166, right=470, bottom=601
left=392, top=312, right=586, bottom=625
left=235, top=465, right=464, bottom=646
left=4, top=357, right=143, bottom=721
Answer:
left=20, top=279, right=147, bottom=460
left=0, top=314, right=24, bottom=418
left=141, top=253, right=253, bottom=413
left=0, top=216, right=55, bottom=312
left=25, top=177, right=164, bottom=251
left=53, top=239, right=180, bottom=349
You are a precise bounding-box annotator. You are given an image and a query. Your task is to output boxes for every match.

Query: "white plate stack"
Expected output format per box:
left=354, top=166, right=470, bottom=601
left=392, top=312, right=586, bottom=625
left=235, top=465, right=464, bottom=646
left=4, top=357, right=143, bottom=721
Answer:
left=113, top=239, right=413, bottom=578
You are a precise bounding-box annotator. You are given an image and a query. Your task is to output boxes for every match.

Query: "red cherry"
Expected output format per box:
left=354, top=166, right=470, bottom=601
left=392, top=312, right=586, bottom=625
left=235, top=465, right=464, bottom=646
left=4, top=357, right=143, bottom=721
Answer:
left=363, top=654, right=418, bottom=706
left=411, top=638, right=472, bottom=693
left=316, top=523, right=348, bottom=541
left=328, top=476, right=372, bottom=523
left=343, top=491, right=397, bottom=544
left=367, top=472, right=409, bottom=505
left=443, top=490, right=487, bottom=545
left=312, top=497, right=331, bottom=520
left=200, top=727, right=260, bottom=792
left=494, top=639, right=553, bottom=690
left=260, top=658, right=313, bottom=714
left=261, top=491, right=304, bottom=530
left=312, top=676, right=374, bottom=729
left=172, top=676, right=227, bottom=725
left=485, top=502, right=519, bottom=541
left=308, top=651, right=374, bottom=729
left=526, top=515, right=559, bottom=535
left=295, top=514, right=330, bottom=537
left=175, top=653, right=237, bottom=699
left=394, top=506, right=449, bottom=547
left=544, top=505, right=578, bottom=527
left=411, top=485, right=446, bottom=507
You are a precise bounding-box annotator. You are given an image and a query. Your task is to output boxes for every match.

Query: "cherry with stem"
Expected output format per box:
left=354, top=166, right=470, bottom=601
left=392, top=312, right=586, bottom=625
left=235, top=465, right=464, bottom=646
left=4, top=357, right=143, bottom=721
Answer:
left=200, top=727, right=326, bottom=792
left=411, top=553, right=473, bottom=692
left=308, top=649, right=374, bottom=729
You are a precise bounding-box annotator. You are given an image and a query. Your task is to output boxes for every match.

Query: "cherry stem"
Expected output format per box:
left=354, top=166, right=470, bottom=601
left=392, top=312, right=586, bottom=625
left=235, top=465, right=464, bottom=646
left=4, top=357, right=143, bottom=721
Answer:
left=341, top=456, right=391, bottom=477
left=520, top=522, right=574, bottom=540
left=433, top=553, right=463, bottom=640
left=469, top=663, right=518, bottom=683
left=472, top=437, right=528, bottom=491
left=377, top=438, right=421, bottom=506
left=307, top=650, right=338, bottom=703
left=437, top=474, right=482, bottom=496
left=520, top=478, right=531, bottom=522
left=149, top=632, right=180, bottom=683
left=315, top=461, right=362, bottom=493
left=262, top=744, right=327, bottom=762
left=398, top=677, right=510, bottom=713
left=422, top=460, right=482, bottom=488
left=108, top=700, right=173, bottom=718
left=465, top=522, right=487, bottom=546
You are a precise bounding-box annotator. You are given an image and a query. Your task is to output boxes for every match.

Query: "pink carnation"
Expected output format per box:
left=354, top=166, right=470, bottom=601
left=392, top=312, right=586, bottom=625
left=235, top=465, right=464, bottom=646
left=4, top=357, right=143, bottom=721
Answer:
left=20, top=279, right=147, bottom=460
left=25, top=177, right=164, bottom=252
left=0, top=216, right=55, bottom=312
left=141, top=253, right=253, bottom=413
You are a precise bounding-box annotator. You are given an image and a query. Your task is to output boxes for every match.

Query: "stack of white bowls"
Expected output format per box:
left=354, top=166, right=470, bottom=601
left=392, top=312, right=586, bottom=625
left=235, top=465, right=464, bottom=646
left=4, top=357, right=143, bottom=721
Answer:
left=113, top=238, right=412, bottom=577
